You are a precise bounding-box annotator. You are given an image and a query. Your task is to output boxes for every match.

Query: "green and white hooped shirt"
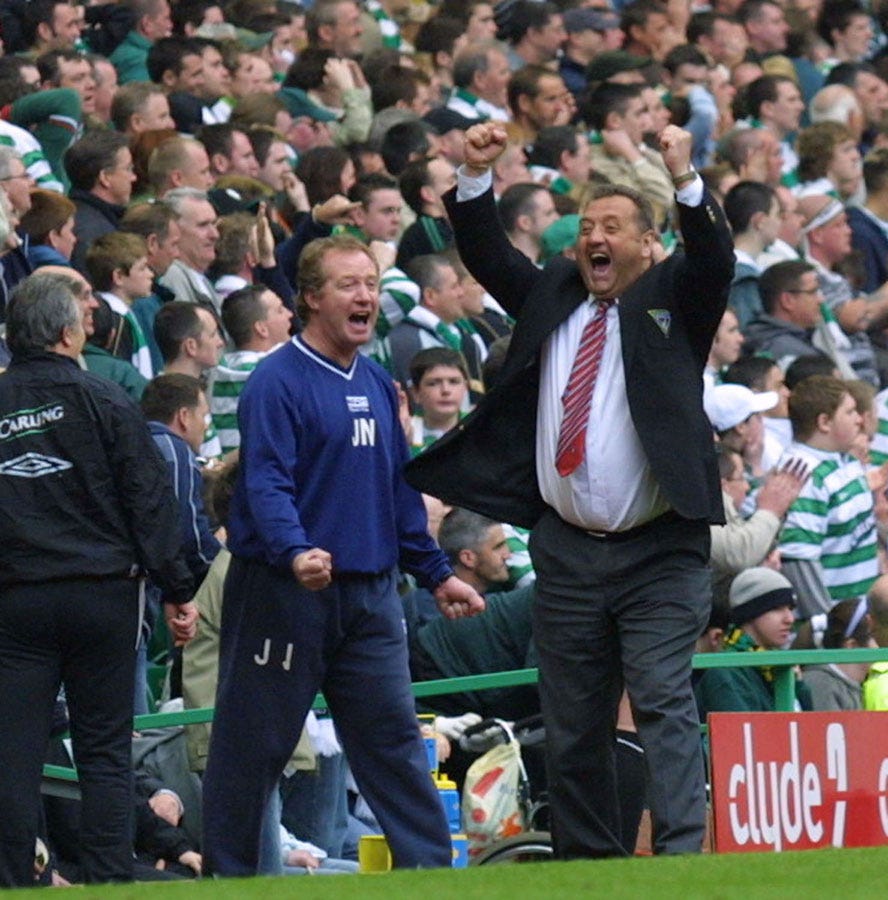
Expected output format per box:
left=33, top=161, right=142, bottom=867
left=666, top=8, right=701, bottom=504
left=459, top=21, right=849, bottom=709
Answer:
left=365, top=0, right=409, bottom=50
left=0, top=120, right=63, bottom=194
left=99, top=292, right=154, bottom=380
left=871, top=386, right=888, bottom=466
left=361, top=264, right=419, bottom=372
left=446, top=88, right=510, bottom=123
left=778, top=442, right=879, bottom=602
left=208, top=346, right=283, bottom=454
left=528, top=165, right=573, bottom=195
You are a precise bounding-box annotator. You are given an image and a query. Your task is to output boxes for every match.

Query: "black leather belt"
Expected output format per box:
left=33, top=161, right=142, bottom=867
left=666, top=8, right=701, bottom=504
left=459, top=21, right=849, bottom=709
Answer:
left=583, top=509, right=681, bottom=542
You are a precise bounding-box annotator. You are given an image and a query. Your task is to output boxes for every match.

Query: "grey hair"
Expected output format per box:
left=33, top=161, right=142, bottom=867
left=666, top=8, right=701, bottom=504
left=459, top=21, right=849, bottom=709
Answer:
left=0, top=146, right=22, bottom=182
left=163, top=187, right=210, bottom=217
left=437, top=507, right=500, bottom=565
left=0, top=189, right=12, bottom=248
left=52, top=272, right=91, bottom=300
left=810, top=85, right=861, bottom=126
left=6, top=272, right=80, bottom=356
left=453, top=40, right=508, bottom=90
left=306, top=0, right=357, bottom=43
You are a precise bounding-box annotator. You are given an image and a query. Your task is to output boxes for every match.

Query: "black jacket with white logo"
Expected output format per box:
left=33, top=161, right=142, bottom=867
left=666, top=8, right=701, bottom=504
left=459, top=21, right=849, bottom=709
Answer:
left=0, top=351, right=193, bottom=602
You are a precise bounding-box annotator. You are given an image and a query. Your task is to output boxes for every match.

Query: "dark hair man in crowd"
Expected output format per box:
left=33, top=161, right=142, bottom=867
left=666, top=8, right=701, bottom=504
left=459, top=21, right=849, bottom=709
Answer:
left=406, top=507, right=539, bottom=722
left=743, top=259, right=834, bottom=367
left=122, top=200, right=182, bottom=373
left=396, top=156, right=457, bottom=270
left=848, top=147, right=888, bottom=292
left=506, top=63, right=571, bottom=145
left=722, top=180, right=779, bottom=328
left=504, top=1, right=565, bottom=70
left=583, top=81, right=674, bottom=229
left=141, top=373, right=221, bottom=581
left=154, top=299, right=224, bottom=378
left=65, top=130, right=136, bottom=275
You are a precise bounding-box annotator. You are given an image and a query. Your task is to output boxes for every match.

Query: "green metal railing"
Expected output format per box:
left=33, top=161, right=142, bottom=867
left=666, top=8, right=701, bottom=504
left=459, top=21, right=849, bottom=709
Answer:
left=693, top=647, right=888, bottom=712
left=40, top=648, right=888, bottom=794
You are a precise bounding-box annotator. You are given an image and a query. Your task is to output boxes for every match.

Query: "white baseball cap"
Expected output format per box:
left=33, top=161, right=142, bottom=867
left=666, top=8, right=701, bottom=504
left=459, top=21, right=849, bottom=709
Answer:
left=704, top=383, right=778, bottom=432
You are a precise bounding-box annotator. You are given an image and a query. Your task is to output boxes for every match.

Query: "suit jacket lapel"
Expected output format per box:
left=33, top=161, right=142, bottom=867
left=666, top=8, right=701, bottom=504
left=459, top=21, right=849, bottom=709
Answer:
left=617, top=274, right=643, bottom=376
left=616, top=259, right=670, bottom=377
left=498, top=260, right=588, bottom=381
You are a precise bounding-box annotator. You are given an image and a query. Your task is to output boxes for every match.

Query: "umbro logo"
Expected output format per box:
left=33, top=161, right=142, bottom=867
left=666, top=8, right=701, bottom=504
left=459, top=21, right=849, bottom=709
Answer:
left=0, top=452, right=73, bottom=478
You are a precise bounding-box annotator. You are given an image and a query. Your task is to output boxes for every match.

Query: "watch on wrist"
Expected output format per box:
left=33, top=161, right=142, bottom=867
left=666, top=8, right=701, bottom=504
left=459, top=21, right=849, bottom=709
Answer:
left=672, top=167, right=697, bottom=189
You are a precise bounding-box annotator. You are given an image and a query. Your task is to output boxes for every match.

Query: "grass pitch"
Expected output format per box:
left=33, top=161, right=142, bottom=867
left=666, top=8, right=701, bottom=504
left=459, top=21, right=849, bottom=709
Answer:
left=8, top=847, right=887, bottom=899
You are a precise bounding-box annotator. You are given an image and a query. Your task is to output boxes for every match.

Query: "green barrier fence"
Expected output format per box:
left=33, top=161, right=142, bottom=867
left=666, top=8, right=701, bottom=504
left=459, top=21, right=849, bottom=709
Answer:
left=40, top=648, right=888, bottom=793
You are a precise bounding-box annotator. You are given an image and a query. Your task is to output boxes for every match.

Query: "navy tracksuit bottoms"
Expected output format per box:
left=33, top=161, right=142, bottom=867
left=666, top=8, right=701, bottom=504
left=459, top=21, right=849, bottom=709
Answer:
left=202, top=558, right=451, bottom=875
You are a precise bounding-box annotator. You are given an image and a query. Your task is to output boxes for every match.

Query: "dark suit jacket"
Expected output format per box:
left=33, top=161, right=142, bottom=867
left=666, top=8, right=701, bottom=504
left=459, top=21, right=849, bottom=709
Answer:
left=405, top=184, right=734, bottom=530
left=847, top=205, right=888, bottom=294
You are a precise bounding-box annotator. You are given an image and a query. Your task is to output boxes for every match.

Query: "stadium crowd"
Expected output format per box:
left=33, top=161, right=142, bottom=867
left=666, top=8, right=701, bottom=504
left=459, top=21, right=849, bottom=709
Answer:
left=5, top=0, right=888, bottom=885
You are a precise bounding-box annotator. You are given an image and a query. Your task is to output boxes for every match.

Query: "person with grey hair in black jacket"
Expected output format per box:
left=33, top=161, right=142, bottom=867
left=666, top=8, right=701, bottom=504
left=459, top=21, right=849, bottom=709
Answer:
left=0, top=270, right=198, bottom=888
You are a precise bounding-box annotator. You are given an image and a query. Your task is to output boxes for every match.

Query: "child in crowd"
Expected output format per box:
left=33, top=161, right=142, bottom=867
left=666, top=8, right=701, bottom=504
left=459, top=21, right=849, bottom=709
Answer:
left=408, top=346, right=469, bottom=455
left=779, top=376, right=879, bottom=618
left=85, top=231, right=156, bottom=378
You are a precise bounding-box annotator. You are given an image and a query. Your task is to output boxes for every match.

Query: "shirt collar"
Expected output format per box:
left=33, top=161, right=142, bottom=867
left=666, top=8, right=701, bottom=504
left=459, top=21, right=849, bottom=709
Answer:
left=734, top=248, right=761, bottom=270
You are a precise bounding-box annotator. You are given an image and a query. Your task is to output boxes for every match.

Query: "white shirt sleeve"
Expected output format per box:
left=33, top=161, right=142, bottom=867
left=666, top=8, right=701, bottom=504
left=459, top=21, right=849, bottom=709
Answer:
left=456, top=166, right=493, bottom=202
left=675, top=174, right=704, bottom=207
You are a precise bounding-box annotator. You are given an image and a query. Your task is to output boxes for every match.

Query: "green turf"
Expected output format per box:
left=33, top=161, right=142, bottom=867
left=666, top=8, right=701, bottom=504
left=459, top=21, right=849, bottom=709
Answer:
left=11, top=847, right=888, bottom=898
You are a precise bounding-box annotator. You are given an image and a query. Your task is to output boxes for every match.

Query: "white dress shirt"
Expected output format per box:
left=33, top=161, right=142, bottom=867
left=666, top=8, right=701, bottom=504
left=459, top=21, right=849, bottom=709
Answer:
left=535, top=297, right=670, bottom=531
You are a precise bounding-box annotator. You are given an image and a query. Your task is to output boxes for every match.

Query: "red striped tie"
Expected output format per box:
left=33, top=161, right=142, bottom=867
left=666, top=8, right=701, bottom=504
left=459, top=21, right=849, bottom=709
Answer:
left=555, top=300, right=614, bottom=477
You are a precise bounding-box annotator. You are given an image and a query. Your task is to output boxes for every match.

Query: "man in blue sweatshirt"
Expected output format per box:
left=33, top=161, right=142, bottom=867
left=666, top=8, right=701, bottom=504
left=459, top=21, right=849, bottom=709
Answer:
left=202, top=235, right=485, bottom=876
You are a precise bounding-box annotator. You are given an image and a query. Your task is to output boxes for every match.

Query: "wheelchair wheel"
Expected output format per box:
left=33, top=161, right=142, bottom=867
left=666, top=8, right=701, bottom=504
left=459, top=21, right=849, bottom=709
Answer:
left=469, top=831, right=553, bottom=865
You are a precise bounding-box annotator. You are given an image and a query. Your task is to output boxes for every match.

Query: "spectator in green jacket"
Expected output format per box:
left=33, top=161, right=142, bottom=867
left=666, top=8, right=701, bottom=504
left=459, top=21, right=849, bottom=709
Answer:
left=696, top=567, right=812, bottom=715
left=110, top=0, right=174, bottom=84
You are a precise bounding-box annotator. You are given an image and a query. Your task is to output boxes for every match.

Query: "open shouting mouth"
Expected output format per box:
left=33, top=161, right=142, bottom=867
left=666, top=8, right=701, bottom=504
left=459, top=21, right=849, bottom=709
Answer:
left=590, top=252, right=611, bottom=275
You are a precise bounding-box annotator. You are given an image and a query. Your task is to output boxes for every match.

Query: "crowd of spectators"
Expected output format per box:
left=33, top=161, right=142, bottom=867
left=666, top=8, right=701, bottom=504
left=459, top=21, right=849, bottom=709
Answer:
left=6, top=0, right=888, bottom=882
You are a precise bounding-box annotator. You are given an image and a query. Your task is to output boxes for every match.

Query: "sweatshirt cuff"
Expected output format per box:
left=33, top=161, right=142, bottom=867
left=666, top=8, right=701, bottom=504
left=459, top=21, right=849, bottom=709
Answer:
left=425, top=561, right=455, bottom=592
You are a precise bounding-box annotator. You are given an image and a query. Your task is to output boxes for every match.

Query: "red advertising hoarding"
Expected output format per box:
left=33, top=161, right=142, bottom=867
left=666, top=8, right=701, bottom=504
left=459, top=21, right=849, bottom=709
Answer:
left=709, top=711, right=888, bottom=853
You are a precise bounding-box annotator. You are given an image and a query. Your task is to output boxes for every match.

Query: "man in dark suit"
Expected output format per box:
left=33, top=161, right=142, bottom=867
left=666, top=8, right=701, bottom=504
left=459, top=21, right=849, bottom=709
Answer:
left=407, top=122, right=735, bottom=858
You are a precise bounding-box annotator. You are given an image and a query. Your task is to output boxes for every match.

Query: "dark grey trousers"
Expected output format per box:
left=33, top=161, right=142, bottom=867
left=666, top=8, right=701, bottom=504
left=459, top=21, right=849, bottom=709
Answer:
left=529, top=508, right=711, bottom=858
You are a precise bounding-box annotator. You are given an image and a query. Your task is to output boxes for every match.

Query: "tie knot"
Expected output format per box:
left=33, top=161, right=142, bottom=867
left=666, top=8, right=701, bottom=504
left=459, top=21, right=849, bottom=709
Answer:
left=597, top=298, right=615, bottom=311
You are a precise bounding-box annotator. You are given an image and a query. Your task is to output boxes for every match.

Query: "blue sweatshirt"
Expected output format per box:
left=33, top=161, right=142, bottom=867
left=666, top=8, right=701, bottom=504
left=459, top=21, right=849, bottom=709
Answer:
left=228, top=336, right=452, bottom=588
